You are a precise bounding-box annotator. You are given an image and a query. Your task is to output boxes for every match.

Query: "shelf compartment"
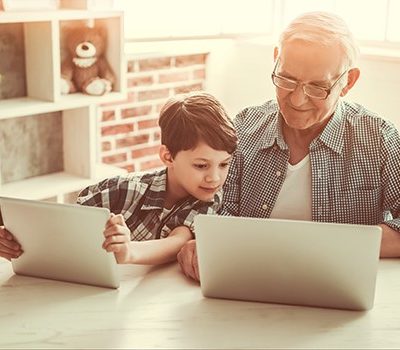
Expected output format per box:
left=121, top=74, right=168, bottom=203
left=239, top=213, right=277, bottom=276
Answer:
left=59, top=15, right=126, bottom=98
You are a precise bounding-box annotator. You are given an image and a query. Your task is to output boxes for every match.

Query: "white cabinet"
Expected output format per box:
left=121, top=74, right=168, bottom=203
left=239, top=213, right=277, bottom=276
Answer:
left=0, top=10, right=127, bottom=202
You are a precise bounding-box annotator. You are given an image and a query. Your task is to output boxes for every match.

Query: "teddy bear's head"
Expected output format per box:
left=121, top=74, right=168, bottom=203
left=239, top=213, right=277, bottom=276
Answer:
left=61, top=25, right=115, bottom=96
left=66, top=26, right=107, bottom=60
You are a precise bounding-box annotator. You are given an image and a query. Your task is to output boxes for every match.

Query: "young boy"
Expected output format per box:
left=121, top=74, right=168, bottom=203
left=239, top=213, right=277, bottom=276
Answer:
left=75, top=91, right=237, bottom=265
left=0, top=92, right=236, bottom=264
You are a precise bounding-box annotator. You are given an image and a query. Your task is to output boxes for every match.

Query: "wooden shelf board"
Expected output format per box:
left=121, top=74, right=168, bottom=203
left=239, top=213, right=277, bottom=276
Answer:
left=0, top=92, right=126, bottom=119
left=0, top=164, right=127, bottom=200
left=0, top=10, right=123, bottom=24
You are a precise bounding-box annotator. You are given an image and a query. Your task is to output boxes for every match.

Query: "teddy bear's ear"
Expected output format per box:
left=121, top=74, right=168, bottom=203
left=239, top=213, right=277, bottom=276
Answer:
left=93, top=25, right=107, bottom=39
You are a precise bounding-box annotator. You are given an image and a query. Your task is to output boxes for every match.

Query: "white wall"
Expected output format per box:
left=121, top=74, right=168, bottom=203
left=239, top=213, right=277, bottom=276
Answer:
left=206, top=39, right=400, bottom=129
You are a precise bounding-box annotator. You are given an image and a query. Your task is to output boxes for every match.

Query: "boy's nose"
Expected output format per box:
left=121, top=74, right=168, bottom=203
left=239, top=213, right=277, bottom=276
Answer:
left=205, top=170, right=220, bottom=183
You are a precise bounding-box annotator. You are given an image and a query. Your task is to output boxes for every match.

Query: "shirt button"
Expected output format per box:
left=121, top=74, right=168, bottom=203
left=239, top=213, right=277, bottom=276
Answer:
left=276, top=171, right=282, bottom=177
left=262, top=204, right=268, bottom=210
left=273, top=145, right=278, bottom=150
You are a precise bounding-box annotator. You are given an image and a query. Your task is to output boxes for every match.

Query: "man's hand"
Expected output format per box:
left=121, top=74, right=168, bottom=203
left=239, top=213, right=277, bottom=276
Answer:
left=0, top=226, right=23, bottom=261
left=102, top=214, right=132, bottom=264
left=177, top=239, right=200, bottom=282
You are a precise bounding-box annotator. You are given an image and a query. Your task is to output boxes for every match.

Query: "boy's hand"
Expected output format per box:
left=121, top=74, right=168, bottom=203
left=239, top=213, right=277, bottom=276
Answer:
left=102, top=214, right=132, bottom=264
left=0, top=226, right=23, bottom=261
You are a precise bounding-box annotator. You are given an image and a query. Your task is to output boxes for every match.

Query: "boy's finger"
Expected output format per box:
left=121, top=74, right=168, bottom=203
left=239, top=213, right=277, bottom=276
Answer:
left=0, top=247, right=22, bottom=259
left=109, top=214, right=127, bottom=227
left=0, top=228, right=13, bottom=241
left=103, top=225, right=130, bottom=238
left=0, top=239, right=21, bottom=251
left=102, top=234, right=128, bottom=248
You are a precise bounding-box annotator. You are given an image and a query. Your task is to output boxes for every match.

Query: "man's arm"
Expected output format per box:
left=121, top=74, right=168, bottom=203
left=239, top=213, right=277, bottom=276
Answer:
left=379, top=224, right=400, bottom=257
left=103, top=214, right=192, bottom=265
left=379, top=120, right=400, bottom=255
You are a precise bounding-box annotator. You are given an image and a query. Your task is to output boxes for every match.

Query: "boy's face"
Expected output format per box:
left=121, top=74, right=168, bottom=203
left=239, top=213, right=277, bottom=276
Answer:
left=163, top=141, right=232, bottom=203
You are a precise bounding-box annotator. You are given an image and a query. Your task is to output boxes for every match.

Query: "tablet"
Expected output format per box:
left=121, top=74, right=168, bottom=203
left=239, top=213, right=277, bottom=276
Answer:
left=0, top=196, right=119, bottom=288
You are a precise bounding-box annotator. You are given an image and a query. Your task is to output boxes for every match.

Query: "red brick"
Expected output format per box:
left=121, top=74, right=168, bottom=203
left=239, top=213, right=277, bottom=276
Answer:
left=101, top=124, right=134, bottom=136
left=102, top=110, right=115, bottom=122
left=159, top=71, right=190, bottom=83
left=175, top=54, right=207, bottom=67
left=138, top=88, right=169, bottom=102
left=128, top=92, right=136, bottom=102
left=102, top=153, right=127, bottom=164
left=138, top=118, right=159, bottom=130
left=102, top=141, right=112, bottom=152
left=154, top=130, right=161, bottom=141
left=121, top=105, right=152, bottom=119
left=122, top=164, right=135, bottom=173
left=101, top=97, right=130, bottom=107
left=116, top=134, right=150, bottom=148
left=139, top=57, right=171, bottom=71
left=131, top=145, right=160, bottom=158
left=155, top=103, right=164, bottom=113
left=140, top=158, right=164, bottom=171
left=128, top=76, right=154, bottom=87
left=174, top=83, right=203, bottom=94
left=193, top=68, right=206, bottom=79
left=127, top=60, right=135, bottom=72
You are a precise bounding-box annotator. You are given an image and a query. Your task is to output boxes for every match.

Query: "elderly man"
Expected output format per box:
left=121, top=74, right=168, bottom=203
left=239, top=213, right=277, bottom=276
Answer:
left=178, top=11, right=400, bottom=281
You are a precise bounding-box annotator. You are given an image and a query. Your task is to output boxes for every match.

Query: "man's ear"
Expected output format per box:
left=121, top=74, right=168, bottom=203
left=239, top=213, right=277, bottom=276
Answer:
left=159, top=145, right=174, bottom=166
left=340, top=68, right=360, bottom=97
left=273, top=46, right=279, bottom=61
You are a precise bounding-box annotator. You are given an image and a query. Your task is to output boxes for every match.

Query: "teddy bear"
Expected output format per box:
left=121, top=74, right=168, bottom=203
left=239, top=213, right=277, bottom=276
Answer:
left=61, top=25, right=115, bottom=96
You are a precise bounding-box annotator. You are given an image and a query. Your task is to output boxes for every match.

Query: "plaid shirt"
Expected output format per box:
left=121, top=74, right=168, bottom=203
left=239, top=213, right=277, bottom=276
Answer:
left=77, top=169, right=222, bottom=240
left=220, top=100, right=400, bottom=232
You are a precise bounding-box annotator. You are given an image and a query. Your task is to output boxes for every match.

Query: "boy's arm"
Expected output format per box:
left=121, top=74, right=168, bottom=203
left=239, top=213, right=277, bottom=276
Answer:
left=103, top=214, right=192, bottom=265
left=128, top=226, right=192, bottom=265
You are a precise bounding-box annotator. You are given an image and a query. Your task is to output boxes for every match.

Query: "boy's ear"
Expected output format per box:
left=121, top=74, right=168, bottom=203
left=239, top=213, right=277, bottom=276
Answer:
left=159, top=145, right=174, bottom=166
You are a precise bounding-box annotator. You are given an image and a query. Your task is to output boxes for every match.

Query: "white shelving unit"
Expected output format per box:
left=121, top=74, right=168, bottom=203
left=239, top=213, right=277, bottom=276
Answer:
left=0, top=10, right=127, bottom=202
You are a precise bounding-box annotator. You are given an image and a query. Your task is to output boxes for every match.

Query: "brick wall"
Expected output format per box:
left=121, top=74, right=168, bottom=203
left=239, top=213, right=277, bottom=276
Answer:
left=99, top=53, right=208, bottom=173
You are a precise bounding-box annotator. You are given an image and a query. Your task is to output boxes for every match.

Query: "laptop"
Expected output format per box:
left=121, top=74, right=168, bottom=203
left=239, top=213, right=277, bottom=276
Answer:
left=0, top=196, right=119, bottom=289
left=194, top=214, right=382, bottom=310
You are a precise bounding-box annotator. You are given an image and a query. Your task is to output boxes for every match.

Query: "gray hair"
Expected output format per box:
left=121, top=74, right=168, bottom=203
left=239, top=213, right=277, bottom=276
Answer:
left=278, top=11, right=360, bottom=68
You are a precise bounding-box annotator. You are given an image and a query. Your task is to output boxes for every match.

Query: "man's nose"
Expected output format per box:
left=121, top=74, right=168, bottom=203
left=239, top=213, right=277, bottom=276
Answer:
left=290, top=85, right=309, bottom=106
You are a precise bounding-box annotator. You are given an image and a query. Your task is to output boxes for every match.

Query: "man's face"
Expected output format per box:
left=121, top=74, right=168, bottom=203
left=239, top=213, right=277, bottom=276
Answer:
left=275, top=39, right=348, bottom=131
left=169, top=141, right=232, bottom=202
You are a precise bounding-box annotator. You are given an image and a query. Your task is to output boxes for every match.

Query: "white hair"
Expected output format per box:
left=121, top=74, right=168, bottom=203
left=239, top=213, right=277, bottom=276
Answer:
left=279, top=11, right=360, bottom=68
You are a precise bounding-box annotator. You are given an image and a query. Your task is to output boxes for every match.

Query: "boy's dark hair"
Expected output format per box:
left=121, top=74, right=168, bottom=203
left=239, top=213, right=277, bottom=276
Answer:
left=158, top=91, right=237, bottom=157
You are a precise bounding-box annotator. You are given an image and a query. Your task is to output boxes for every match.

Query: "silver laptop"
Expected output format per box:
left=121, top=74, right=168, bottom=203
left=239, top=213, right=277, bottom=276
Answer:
left=195, top=215, right=382, bottom=310
left=0, top=196, right=119, bottom=289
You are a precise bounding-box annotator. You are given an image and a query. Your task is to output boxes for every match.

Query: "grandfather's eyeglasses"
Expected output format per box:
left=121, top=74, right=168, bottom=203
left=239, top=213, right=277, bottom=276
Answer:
left=271, top=59, right=349, bottom=100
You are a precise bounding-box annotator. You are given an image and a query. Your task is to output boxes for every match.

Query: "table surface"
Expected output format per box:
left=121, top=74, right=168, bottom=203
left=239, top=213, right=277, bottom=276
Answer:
left=0, top=259, right=399, bottom=349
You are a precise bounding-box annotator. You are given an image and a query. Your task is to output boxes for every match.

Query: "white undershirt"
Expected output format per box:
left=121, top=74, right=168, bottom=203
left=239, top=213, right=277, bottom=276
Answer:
left=269, top=155, right=312, bottom=221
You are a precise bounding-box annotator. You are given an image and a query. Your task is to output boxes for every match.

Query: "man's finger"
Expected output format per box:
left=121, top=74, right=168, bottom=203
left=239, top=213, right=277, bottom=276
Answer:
left=192, top=249, right=200, bottom=282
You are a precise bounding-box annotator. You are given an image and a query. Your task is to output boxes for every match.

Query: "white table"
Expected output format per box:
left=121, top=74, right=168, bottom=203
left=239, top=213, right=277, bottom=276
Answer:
left=1, top=259, right=399, bottom=348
